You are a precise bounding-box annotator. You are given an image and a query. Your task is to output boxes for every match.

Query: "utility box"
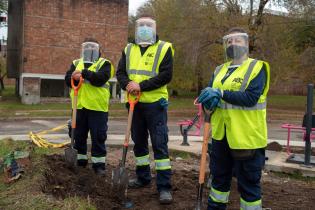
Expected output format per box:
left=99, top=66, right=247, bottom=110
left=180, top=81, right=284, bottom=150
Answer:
left=21, top=77, right=40, bottom=104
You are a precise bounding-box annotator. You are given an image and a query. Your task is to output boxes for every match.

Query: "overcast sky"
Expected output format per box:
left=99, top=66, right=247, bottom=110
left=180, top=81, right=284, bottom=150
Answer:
left=128, top=0, right=288, bottom=15
left=129, top=0, right=148, bottom=15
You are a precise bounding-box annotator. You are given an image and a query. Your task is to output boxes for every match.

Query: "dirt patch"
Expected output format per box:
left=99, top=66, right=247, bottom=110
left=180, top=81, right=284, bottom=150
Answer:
left=267, top=141, right=283, bottom=152
left=42, top=149, right=203, bottom=210
left=287, top=146, right=315, bottom=156
left=267, top=141, right=315, bottom=156
left=42, top=148, right=315, bottom=210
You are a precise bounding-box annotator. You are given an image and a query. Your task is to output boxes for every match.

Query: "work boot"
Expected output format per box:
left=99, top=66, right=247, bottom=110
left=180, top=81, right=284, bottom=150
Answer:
left=159, top=190, right=173, bottom=204
left=77, top=160, right=88, bottom=168
left=128, top=178, right=150, bottom=189
left=94, top=167, right=106, bottom=176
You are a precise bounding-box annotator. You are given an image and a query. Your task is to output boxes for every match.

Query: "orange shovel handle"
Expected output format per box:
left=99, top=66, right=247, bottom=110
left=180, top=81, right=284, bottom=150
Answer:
left=71, top=76, right=84, bottom=96
left=127, top=91, right=141, bottom=112
left=198, top=107, right=213, bottom=184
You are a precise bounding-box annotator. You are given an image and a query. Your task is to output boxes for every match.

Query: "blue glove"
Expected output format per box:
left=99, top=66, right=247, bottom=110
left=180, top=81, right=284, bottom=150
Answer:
left=159, top=98, right=169, bottom=109
left=197, top=87, right=222, bottom=104
left=204, top=96, right=221, bottom=110
left=198, top=88, right=222, bottom=110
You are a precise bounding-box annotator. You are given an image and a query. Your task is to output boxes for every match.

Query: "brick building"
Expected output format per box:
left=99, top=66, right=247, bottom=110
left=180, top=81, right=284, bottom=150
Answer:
left=6, top=0, right=128, bottom=104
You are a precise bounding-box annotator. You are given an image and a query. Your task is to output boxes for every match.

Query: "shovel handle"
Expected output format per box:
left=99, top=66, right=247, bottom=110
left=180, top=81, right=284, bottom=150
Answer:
left=198, top=107, right=213, bottom=184
left=193, top=98, right=200, bottom=105
left=123, top=92, right=141, bottom=147
left=71, top=76, right=84, bottom=96
left=128, top=91, right=141, bottom=111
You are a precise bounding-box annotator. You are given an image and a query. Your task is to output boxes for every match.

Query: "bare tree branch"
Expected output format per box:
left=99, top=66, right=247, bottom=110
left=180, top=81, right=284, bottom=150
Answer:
left=248, top=0, right=270, bottom=52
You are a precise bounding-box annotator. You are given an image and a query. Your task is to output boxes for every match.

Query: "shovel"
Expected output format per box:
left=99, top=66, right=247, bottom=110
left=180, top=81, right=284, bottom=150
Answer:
left=65, top=76, right=83, bottom=167
left=195, top=107, right=213, bottom=210
left=112, top=91, right=140, bottom=203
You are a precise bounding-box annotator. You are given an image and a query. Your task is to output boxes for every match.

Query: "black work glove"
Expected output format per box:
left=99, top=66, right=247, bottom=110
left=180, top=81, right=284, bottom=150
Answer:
left=81, top=69, right=92, bottom=79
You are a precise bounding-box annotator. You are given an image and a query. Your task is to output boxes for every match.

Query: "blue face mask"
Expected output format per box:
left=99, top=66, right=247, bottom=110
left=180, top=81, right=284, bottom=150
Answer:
left=137, top=26, right=153, bottom=41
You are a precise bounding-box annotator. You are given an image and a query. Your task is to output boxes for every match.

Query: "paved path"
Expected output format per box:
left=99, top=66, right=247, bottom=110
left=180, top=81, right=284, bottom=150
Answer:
left=1, top=119, right=314, bottom=177
left=0, top=118, right=306, bottom=143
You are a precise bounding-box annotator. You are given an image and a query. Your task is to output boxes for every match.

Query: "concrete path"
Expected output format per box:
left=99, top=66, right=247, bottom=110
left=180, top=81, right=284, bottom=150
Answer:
left=1, top=119, right=314, bottom=177
left=0, top=118, right=307, bottom=142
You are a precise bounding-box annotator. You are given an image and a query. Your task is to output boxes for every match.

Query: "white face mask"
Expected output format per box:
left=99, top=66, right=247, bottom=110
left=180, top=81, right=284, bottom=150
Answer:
left=81, top=42, right=100, bottom=63
left=135, top=18, right=156, bottom=45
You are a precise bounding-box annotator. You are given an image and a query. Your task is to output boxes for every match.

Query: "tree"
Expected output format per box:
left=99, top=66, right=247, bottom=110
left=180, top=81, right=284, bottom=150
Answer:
left=247, top=0, right=270, bottom=52
left=0, top=0, right=8, bottom=14
left=0, top=0, right=8, bottom=94
left=133, top=0, right=315, bottom=95
left=136, top=0, right=227, bottom=94
left=0, top=56, right=6, bottom=94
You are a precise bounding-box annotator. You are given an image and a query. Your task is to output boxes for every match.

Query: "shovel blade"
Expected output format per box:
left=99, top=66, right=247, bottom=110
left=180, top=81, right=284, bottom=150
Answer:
left=65, top=147, right=77, bottom=167
left=112, top=166, right=129, bottom=192
left=195, top=184, right=204, bottom=210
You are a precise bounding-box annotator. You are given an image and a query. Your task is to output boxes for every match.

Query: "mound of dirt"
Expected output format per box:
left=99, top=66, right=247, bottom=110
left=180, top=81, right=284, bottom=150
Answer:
left=267, top=141, right=283, bottom=152
left=267, top=141, right=315, bottom=156
left=41, top=148, right=315, bottom=210
left=42, top=154, right=123, bottom=209
left=42, top=153, right=205, bottom=210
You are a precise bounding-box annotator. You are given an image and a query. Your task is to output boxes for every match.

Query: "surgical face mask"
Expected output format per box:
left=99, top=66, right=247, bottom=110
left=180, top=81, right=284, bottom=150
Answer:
left=83, top=49, right=98, bottom=62
left=81, top=42, right=100, bottom=63
left=135, top=18, right=156, bottom=45
left=226, top=45, right=248, bottom=59
left=137, top=26, right=154, bottom=42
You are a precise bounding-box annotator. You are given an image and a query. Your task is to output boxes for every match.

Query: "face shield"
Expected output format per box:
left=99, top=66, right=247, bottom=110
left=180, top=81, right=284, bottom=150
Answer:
left=223, top=33, right=249, bottom=62
left=81, top=42, right=100, bottom=63
left=135, top=18, right=156, bottom=45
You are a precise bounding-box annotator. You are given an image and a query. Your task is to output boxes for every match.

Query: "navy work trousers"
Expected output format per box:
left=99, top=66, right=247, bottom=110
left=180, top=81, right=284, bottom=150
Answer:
left=208, top=137, right=265, bottom=210
left=74, top=108, right=108, bottom=170
left=130, top=101, right=172, bottom=192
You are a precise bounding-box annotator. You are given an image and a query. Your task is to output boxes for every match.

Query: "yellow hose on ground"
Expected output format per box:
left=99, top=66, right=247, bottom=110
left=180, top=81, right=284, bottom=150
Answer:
left=29, top=124, right=70, bottom=148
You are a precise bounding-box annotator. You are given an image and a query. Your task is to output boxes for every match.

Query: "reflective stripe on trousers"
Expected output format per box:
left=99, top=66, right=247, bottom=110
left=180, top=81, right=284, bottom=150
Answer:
left=155, top=158, right=171, bottom=170
left=91, top=156, right=106, bottom=163
left=209, top=187, right=230, bottom=203
left=135, top=154, right=150, bottom=166
left=77, top=154, right=88, bottom=160
left=240, top=198, right=262, bottom=210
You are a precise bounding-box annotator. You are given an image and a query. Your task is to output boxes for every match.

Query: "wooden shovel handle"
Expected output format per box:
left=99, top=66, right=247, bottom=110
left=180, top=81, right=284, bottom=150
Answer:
left=71, top=76, right=84, bottom=96
left=199, top=108, right=212, bottom=184
left=123, top=92, right=141, bottom=147
left=127, top=91, right=141, bottom=111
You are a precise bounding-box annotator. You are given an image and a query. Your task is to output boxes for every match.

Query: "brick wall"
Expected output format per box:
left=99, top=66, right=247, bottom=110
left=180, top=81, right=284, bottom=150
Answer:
left=23, top=0, right=128, bottom=74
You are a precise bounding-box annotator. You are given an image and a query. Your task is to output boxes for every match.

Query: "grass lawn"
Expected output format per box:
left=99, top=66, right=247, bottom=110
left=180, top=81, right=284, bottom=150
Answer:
left=1, top=86, right=314, bottom=120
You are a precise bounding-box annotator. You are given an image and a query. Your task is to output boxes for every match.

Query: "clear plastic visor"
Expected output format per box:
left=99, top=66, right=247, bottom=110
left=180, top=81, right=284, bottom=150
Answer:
left=81, top=42, right=100, bottom=63
left=223, top=33, right=249, bottom=61
left=135, top=18, right=156, bottom=45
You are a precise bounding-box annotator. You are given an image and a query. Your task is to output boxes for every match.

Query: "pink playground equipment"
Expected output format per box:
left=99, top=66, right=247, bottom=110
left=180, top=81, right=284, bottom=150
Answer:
left=281, top=114, right=315, bottom=155
left=281, top=84, right=315, bottom=166
left=177, top=98, right=203, bottom=146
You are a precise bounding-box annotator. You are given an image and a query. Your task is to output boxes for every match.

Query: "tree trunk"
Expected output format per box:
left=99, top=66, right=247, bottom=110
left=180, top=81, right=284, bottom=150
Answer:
left=192, top=41, right=202, bottom=95
left=248, top=0, right=270, bottom=53
left=0, top=72, right=5, bottom=91
left=197, top=65, right=203, bottom=94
